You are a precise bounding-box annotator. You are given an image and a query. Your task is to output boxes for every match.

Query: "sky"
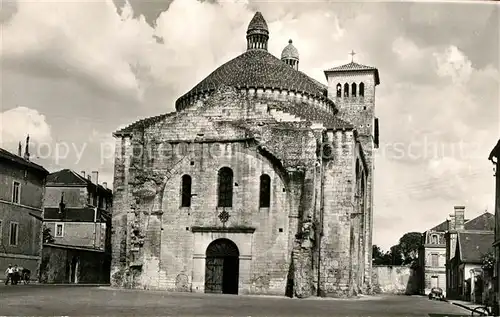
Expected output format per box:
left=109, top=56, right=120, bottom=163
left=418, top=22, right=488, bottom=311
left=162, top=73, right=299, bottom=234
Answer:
left=0, top=0, right=498, bottom=251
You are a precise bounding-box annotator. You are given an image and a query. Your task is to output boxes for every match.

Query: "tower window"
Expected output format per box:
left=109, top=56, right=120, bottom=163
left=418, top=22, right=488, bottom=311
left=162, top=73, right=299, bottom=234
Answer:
left=344, top=83, right=349, bottom=97
left=336, top=84, right=342, bottom=97
left=181, top=174, right=192, bottom=207
left=259, top=174, right=271, bottom=208
left=359, top=82, right=365, bottom=97
left=218, top=167, right=233, bottom=208
left=351, top=83, right=357, bottom=97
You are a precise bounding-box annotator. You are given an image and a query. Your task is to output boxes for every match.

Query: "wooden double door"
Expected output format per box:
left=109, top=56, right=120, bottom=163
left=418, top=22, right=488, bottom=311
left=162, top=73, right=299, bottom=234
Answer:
left=204, top=239, right=240, bottom=295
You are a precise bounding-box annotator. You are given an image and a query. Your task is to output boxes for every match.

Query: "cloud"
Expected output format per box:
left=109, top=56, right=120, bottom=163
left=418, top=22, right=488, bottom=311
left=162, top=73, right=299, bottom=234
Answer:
left=434, top=46, right=473, bottom=85
left=1, top=0, right=153, bottom=102
left=0, top=106, right=52, bottom=151
left=1, top=0, right=497, bottom=251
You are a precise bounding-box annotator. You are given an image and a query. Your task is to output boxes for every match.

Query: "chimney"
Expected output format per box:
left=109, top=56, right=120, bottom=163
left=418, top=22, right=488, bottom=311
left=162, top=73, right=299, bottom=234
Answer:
left=91, top=171, right=99, bottom=185
left=81, top=171, right=86, bottom=178
left=449, top=214, right=456, bottom=231
left=18, top=142, right=22, bottom=156
left=87, top=174, right=91, bottom=182
left=103, top=182, right=107, bottom=189
left=23, top=135, right=30, bottom=161
left=454, top=206, right=465, bottom=231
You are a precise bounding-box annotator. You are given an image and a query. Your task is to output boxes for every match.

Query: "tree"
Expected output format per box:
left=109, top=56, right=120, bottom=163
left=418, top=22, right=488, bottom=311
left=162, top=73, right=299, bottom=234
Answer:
left=43, top=225, right=55, bottom=244
left=372, top=245, right=386, bottom=265
left=398, top=232, right=422, bottom=265
left=389, top=245, right=404, bottom=265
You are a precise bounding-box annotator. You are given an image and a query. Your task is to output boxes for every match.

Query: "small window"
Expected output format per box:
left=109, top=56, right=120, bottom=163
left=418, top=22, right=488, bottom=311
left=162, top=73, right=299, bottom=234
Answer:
left=431, top=253, right=439, bottom=267
left=181, top=174, right=192, bottom=207
left=55, top=223, right=64, bottom=237
left=359, top=82, right=365, bottom=97
left=351, top=83, right=357, bottom=97
left=336, top=83, right=342, bottom=97
left=343, top=83, right=349, bottom=97
left=12, top=181, right=20, bottom=204
left=9, top=222, right=18, bottom=246
left=218, top=167, right=233, bottom=208
left=259, top=174, right=271, bottom=208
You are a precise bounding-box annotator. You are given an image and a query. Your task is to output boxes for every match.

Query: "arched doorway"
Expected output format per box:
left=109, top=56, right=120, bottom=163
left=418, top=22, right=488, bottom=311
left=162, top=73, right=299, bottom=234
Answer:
left=205, top=238, right=239, bottom=294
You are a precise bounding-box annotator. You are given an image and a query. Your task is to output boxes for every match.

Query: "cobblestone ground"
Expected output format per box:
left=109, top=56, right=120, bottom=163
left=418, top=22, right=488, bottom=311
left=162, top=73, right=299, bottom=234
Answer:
left=0, top=285, right=471, bottom=316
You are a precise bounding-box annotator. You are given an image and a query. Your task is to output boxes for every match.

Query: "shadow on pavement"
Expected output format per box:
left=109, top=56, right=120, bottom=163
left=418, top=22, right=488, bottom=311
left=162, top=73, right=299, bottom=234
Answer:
left=428, top=314, right=470, bottom=317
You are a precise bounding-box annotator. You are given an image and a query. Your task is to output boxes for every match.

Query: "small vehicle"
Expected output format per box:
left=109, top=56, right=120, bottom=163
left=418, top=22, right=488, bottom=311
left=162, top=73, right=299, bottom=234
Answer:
left=428, top=287, right=445, bottom=301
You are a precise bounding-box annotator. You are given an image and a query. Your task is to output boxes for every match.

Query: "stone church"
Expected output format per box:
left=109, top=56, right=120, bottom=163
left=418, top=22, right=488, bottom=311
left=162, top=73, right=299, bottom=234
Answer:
left=110, top=12, right=380, bottom=298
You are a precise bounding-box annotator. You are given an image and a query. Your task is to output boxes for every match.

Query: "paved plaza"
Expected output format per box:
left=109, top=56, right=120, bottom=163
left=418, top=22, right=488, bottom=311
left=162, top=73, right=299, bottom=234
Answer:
left=0, top=285, right=472, bottom=316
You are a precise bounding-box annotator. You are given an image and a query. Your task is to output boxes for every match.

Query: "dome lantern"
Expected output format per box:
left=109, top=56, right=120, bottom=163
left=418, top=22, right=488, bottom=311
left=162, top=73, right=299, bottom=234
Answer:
left=281, top=39, right=299, bottom=70
left=246, top=12, right=269, bottom=51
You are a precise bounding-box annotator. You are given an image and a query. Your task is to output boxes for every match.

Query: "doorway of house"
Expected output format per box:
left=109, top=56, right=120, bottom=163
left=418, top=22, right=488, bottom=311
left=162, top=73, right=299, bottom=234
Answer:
left=69, top=256, right=79, bottom=284
left=431, top=275, right=439, bottom=289
left=204, top=238, right=240, bottom=294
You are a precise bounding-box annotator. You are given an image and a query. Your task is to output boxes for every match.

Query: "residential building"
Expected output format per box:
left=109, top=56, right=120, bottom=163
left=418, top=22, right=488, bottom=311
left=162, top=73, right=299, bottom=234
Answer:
left=445, top=206, right=494, bottom=301
left=0, top=141, right=49, bottom=281
left=488, top=139, right=500, bottom=315
left=419, top=220, right=448, bottom=295
left=449, top=231, right=494, bottom=303
left=39, top=169, right=112, bottom=284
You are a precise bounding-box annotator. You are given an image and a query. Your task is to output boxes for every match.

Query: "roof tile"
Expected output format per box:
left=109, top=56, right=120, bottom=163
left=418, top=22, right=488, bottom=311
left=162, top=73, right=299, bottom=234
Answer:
left=175, top=50, right=330, bottom=108
left=458, top=231, right=494, bottom=263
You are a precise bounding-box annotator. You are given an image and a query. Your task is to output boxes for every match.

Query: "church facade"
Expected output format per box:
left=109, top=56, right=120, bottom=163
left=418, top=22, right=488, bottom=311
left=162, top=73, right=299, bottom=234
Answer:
left=110, top=12, right=380, bottom=298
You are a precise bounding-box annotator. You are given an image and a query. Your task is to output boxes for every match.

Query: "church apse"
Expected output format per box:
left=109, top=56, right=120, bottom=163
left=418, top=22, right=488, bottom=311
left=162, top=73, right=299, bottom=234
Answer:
left=109, top=11, right=379, bottom=298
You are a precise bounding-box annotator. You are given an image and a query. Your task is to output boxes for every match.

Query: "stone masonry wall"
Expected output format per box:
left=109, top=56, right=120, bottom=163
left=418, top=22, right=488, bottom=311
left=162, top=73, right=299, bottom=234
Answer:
left=110, top=87, right=321, bottom=294
left=318, top=129, right=359, bottom=297
left=110, top=86, right=366, bottom=297
left=326, top=71, right=377, bottom=290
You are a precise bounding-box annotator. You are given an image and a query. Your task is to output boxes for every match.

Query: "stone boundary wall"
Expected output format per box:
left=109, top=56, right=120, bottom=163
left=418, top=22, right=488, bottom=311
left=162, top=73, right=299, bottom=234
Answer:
left=372, top=265, right=419, bottom=295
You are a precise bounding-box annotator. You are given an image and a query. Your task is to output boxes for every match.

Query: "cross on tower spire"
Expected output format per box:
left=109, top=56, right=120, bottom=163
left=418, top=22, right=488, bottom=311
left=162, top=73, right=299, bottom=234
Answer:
left=349, top=50, right=356, bottom=63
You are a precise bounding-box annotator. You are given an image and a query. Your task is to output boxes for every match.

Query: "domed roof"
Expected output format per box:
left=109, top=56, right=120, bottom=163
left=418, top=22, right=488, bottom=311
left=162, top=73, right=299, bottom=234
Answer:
left=281, top=39, right=299, bottom=60
left=175, top=49, right=328, bottom=109
left=247, top=12, right=268, bottom=35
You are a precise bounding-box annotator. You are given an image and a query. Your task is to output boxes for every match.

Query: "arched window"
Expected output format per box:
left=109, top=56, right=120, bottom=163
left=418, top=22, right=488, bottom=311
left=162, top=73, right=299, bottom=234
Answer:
left=181, top=175, right=192, bottom=207
left=218, top=167, right=233, bottom=207
left=344, top=83, right=349, bottom=97
left=336, top=83, right=342, bottom=97
left=359, top=82, right=365, bottom=97
left=351, top=83, right=357, bottom=97
left=259, top=174, right=271, bottom=208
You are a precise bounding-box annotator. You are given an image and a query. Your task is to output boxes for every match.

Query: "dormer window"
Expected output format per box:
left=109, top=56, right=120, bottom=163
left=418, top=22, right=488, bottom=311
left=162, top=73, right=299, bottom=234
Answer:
left=431, top=234, right=438, bottom=244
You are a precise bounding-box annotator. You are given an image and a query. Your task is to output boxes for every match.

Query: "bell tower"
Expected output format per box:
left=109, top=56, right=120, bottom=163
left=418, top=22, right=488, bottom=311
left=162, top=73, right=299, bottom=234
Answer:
left=324, top=53, right=381, bottom=290
left=324, top=54, right=380, bottom=148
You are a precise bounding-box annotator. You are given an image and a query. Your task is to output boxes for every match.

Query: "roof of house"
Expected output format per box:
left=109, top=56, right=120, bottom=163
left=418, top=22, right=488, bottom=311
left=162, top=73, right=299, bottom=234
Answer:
left=46, top=169, right=112, bottom=194
left=457, top=231, right=494, bottom=263
left=0, top=147, right=49, bottom=174
left=464, top=212, right=495, bottom=231
left=429, top=220, right=449, bottom=232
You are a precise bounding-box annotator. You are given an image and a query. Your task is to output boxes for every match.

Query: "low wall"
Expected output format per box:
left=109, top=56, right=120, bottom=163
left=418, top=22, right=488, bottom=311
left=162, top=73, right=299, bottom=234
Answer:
left=372, top=265, right=419, bottom=295
left=39, top=244, right=110, bottom=284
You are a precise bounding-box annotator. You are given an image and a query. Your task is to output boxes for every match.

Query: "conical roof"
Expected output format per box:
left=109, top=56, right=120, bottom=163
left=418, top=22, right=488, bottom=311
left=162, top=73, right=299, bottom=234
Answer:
left=247, top=12, right=268, bottom=35
left=175, top=50, right=328, bottom=109
left=281, top=39, right=299, bottom=60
